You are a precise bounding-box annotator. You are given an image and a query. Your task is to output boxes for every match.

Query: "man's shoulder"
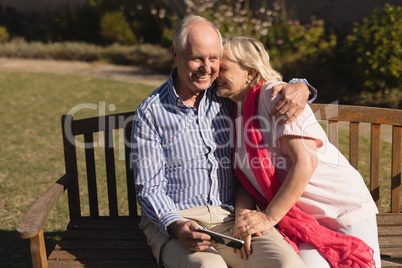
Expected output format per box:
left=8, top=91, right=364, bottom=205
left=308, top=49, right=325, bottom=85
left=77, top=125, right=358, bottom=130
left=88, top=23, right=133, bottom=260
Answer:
left=137, top=81, right=171, bottom=112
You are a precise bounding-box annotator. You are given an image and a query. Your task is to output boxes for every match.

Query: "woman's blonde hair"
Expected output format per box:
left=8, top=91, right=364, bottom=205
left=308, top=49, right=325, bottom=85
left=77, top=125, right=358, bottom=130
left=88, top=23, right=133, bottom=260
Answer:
left=223, top=36, right=282, bottom=88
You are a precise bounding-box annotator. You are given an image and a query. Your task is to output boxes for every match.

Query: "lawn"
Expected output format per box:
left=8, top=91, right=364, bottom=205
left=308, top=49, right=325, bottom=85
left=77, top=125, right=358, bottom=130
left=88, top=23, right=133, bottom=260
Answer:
left=0, top=71, right=397, bottom=268
left=0, top=71, right=155, bottom=268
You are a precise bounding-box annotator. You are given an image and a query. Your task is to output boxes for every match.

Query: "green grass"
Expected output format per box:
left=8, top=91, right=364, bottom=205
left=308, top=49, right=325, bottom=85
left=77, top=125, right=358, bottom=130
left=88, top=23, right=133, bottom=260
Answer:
left=0, top=71, right=398, bottom=268
left=0, top=71, right=155, bottom=268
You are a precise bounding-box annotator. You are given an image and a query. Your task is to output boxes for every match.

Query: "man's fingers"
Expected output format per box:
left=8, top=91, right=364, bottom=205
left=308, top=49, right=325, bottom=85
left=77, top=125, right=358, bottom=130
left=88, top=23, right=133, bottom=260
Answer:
left=270, top=98, right=286, bottom=117
left=271, top=84, right=284, bottom=97
left=244, top=235, right=252, bottom=256
left=189, top=238, right=216, bottom=251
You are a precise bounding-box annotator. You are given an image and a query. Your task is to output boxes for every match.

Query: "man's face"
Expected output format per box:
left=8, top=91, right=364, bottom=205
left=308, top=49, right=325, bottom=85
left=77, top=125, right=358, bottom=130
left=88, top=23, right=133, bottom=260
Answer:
left=173, top=22, right=221, bottom=95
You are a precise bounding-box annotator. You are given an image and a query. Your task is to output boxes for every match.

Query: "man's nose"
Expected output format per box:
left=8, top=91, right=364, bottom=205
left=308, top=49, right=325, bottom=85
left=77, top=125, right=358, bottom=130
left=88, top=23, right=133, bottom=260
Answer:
left=201, top=61, right=212, bottom=73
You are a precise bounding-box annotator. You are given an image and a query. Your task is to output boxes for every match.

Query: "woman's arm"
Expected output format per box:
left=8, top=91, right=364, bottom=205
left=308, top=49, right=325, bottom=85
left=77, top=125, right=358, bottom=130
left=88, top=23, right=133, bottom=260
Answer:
left=234, top=183, right=257, bottom=214
left=264, top=136, right=318, bottom=225
left=234, top=136, right=318, bottom=238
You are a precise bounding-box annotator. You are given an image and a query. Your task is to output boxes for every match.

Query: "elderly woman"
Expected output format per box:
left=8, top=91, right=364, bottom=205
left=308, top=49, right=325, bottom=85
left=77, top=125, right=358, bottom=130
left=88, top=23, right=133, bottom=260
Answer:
left=216, top=36, right=380, bottom=268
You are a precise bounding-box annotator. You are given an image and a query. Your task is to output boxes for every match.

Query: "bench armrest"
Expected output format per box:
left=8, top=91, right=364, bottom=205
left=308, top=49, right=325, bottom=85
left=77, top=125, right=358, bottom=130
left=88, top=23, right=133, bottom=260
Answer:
left=16, top=174, right=73, bottom=239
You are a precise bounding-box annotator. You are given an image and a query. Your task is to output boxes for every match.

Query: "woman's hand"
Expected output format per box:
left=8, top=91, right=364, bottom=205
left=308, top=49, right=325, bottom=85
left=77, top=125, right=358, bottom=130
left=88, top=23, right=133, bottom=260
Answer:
left=234, top=210, right=276, bottom=240
left=233, top=209, right=275, bottom=259
left=270, top=82, right=309, bottom=124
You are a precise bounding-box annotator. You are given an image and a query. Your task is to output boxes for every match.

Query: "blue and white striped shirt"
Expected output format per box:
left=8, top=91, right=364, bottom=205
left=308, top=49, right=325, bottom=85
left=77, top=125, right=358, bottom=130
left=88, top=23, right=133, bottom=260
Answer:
left=132, top=69, right=235, bottom=236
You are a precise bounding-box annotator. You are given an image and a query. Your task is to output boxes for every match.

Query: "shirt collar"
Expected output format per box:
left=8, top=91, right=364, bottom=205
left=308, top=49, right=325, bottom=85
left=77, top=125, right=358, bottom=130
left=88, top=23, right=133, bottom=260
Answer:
left=167, top=68, right=216, bottom=108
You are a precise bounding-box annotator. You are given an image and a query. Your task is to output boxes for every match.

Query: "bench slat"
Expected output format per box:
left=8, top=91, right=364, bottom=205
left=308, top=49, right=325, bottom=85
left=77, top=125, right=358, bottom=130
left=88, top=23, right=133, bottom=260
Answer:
left=48, top=249, right=154, bottom=260
left=84, top=133, right=99, bottom=217
left=370, top=123, right=381, bottom=206
left=377, top=214, right=402, bottom=226
left=349, top=122, right=360, bottom=169
left=124, top=121, right=138, bottom=217
left=381, top=258, right=402, bottom=268
left=61, top=230, right=145, bottom=240
left=391, top=126, right=402, bottom=213
left=328, top=120, right=338, bottom=148
left=310, top=104, right=402, bottom=125
left=67, top=217, right=141, bottom=230
left=379, top=236, right=402, bottom=248
left=378, top=226, right=402, bottom=236
left=55, top=240, right=150, bottom=250
left=48, top=260, right=158, bottom=268
left=104, top=126, right=118, bottom=217
left=62, top=115, right=81, bottom=219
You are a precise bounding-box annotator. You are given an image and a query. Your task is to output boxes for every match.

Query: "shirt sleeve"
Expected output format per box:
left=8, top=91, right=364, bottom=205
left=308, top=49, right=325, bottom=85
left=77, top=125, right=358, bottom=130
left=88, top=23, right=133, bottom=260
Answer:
left=289, top=78, right=318, bottom=104
left=131, top=109, right=183, bottom=237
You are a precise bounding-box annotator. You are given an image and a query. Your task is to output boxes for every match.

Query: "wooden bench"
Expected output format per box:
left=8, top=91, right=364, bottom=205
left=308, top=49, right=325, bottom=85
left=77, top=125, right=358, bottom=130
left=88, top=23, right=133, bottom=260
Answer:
left=16, top=104, right=402, bottom=268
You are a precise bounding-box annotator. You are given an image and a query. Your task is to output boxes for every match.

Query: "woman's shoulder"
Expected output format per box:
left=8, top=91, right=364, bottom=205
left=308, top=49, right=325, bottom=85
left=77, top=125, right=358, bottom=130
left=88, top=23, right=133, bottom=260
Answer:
left=259, top=81, right=286, bottom=110
left=261, top=81, right=286, bottom=92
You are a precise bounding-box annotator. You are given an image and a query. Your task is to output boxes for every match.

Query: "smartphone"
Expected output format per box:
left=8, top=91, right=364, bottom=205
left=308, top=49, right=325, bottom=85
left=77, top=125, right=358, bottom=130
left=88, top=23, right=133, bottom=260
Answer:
left=196, top=228, right=244, bottom=250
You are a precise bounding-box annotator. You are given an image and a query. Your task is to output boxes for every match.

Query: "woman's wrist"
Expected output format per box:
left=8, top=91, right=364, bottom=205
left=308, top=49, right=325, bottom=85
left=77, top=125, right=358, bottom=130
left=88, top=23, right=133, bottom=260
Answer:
left=262, top=211, right=278, bottom=226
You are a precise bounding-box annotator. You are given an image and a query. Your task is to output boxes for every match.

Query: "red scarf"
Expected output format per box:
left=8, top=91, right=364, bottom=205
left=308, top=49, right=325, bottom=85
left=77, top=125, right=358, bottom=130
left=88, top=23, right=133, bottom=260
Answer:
left=233, top=82, right=375, bottom=268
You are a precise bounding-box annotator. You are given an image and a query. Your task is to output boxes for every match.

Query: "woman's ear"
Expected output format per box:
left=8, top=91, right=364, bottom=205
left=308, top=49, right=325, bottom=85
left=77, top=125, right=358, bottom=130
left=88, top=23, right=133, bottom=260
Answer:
left=247, top=68, right=257, bottom=80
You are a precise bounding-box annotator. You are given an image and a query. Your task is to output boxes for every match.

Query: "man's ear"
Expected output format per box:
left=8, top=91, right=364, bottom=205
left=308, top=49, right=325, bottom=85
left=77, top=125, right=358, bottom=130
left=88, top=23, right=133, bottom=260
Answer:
left=171, top=46, right=178, bottom=64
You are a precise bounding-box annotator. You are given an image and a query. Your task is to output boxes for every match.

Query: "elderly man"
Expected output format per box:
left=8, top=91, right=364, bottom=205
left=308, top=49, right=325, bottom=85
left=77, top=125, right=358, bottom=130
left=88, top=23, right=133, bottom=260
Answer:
left=132, top=15, right=315, bottom=267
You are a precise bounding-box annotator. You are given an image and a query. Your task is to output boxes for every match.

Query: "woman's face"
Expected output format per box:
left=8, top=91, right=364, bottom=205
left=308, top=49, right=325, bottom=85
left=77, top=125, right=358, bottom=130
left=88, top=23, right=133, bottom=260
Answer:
left=216, top=52, right=250, bottom=103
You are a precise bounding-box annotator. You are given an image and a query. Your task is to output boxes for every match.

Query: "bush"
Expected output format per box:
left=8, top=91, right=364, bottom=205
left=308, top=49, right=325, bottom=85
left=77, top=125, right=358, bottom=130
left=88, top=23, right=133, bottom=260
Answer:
left=101, top=43, right=172, bottom=70
left=344, top=4, right=401, bottom=97
left=267, top=17, right=336, bottom=58
left=99, top=11, right=137, bottom=45
left=155, top=0, right=283, bottom=46
left=51, top=3, right=101, bottom=43
left=0, top=39, right=172, bottom=70
left=0, top=26, right=9, bottom=43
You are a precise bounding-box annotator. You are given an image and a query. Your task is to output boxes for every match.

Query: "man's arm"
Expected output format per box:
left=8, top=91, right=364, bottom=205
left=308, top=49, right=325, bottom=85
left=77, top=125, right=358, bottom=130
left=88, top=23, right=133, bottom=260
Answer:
left=270, top=78, right=318, bottom=124
left=132, top=111, right=215, bottom=252
left=132, top=111, right=182, bottom=236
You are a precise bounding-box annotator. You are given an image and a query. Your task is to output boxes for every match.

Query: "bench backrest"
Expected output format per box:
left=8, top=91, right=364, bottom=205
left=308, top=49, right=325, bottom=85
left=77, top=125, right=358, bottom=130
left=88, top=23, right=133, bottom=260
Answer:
left=310, top=104, right=401, bottom=213
left=61, top=111, right=136, bottom=219
left=61, top=104, right=401, bottom=220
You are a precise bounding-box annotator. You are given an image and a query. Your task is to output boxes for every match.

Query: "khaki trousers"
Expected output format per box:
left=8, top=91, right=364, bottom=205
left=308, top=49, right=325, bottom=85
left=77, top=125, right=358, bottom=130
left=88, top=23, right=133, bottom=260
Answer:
left=140, top=206, right=306, bottom=268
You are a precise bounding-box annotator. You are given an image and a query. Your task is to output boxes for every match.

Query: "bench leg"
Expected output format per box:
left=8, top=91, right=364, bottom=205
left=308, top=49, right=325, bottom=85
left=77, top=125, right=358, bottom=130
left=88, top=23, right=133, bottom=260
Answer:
left=30, top=229, right=48, bottom=268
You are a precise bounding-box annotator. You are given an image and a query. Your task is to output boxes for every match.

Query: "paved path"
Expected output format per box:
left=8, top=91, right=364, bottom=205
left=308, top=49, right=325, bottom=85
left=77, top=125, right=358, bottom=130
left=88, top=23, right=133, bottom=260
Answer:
left=0, top=57, right=393, bottom=142
left=0, top=57, right=169, bottom=87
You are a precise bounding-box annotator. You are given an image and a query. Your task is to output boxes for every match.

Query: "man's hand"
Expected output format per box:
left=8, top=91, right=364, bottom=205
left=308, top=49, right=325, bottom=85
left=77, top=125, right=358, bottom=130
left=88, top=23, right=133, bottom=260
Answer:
left=270, top=82, right=309, bottom=124
left=168, top=220, right=216, bottom=252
